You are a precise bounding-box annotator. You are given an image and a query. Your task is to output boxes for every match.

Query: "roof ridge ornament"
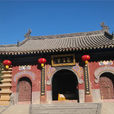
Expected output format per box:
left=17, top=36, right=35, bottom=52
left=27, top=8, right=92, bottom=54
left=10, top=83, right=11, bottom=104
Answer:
left=17, top=40, right=20, bottom=46
left=100, top=22, right=109, bottom=32
left=112, top=32, right=114, bottom=40
left=24, top=29, right=32, bottom=38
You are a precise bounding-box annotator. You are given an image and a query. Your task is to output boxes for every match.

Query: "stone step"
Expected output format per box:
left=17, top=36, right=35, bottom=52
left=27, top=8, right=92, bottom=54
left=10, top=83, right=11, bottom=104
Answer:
left=32, top=104, right=98, bottom=109
left=31, top=103, right=101, bottom=114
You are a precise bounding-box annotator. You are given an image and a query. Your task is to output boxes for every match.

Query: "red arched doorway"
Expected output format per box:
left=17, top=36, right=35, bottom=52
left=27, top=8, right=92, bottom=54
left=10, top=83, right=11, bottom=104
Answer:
left=99, top=73, right=114, bottom=99
left=52, top=69, right=79, bottom=102
left=17, top=77, right=32, bottom=103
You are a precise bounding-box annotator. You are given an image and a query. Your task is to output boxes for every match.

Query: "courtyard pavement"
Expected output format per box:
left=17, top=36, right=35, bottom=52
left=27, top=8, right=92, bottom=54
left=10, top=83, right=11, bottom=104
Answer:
left=101, top=102, right=114, bottom=114
left=0, top=104, right=30, bottom=114
left=0, top=102, right=114, bottom=114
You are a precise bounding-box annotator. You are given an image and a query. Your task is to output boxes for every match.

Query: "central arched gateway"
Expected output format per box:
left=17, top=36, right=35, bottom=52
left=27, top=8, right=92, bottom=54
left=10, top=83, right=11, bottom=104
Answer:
left=17, top=77, right=32, bottom=103
left=52, top=69, right=79, bottom=102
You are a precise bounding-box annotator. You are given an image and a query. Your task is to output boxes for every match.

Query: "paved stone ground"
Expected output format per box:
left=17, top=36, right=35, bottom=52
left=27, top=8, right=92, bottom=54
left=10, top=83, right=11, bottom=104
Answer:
left=101, top=102, right=114, bottom=114
left=0, top=102, right=114, bottom=114
left=0, top=104, right=30, bottom=114
left=0, top=106, right=9, bottom=114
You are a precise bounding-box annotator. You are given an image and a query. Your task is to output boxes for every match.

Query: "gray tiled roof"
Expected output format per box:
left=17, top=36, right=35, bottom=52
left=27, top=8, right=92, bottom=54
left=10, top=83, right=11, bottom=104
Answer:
left=0, top=30, right=114, bottom=55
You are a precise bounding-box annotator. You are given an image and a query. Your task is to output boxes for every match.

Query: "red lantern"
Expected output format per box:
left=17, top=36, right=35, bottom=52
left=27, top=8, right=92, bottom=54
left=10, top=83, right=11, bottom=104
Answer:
left=82, top=55, right=90, bottom=64
left=38, top=58, right=46, bottom=67
left=3, top=60, right=12, bottom=69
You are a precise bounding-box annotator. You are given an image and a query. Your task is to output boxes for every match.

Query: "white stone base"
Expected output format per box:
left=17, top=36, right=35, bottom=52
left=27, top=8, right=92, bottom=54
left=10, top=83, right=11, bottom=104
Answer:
left=32, top=91, right=40, bottom=104
left=46, top=91, right=52, bottom=103
left=79, top=89, right=85, bottom=103
left=91, top=89, right=101, bottom=102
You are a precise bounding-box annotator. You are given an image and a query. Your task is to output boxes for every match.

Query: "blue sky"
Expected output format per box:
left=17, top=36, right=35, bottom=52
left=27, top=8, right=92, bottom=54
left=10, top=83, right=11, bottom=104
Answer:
left=0, top=1, right=114, bottom=44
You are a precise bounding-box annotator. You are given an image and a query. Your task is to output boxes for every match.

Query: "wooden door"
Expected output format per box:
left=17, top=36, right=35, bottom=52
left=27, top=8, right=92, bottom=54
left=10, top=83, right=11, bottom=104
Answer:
left=100, top=76, right=114, bottom=99
left=18, top=80, right=32, bottom=102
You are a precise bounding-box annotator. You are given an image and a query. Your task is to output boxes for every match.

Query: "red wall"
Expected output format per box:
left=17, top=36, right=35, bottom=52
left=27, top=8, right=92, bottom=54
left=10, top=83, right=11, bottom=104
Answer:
left=11, top=64, right=85, bottom=93
left=88, top=61, right=114, bottom=89
left=11, top=65, right=41, bottom=92
left=11, top=61, right=114, bottom=93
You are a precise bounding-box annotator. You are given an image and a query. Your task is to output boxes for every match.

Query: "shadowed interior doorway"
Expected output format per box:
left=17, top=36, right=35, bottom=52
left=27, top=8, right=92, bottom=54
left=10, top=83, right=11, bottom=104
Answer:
left=52, top=69, right=79, bottom=102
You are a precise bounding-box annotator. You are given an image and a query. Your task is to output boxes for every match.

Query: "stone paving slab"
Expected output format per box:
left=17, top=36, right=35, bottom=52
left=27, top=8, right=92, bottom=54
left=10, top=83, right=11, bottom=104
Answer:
left=101, top=102, right=114, bottom=114
left=0, top=106, right=9, bottom=113
left=1, top=102, right=114, bottom=114
left=1, top=104, right=30, bottom=114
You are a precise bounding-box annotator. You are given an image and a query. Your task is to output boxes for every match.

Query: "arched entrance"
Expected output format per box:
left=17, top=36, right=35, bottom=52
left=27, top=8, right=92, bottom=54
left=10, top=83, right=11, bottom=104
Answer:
left=99, top=72, right=114, bottom=99
left=17, top=77, right=32, bottom=103
left=52, top=69, right=79, bottom=102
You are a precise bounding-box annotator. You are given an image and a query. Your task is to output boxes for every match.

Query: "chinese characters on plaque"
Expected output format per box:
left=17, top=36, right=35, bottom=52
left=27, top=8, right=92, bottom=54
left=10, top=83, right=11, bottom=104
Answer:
left=51, top=54, right=75, bottom=66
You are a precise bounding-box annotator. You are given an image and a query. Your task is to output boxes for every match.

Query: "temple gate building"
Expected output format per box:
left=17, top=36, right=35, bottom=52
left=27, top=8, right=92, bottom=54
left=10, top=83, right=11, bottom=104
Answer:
left=0, top=23, right=114, bottom=105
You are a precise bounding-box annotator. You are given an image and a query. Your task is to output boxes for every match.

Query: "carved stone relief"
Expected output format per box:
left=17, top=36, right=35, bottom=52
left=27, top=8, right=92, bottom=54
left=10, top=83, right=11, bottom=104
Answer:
left=46, top=64, right=84, bottom=85
left=72, top=63, right=84, bottom=84
left=13, top=71, right=35, bottom=82
left=46, top=65, right=56, bottom=85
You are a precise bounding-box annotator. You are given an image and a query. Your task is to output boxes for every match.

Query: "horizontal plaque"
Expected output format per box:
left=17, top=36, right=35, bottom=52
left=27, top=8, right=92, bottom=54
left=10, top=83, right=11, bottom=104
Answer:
left=51, top=54, right=75, bottom=66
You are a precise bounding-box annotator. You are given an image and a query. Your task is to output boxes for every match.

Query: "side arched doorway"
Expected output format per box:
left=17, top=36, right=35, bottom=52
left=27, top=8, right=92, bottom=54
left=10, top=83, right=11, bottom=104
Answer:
left=52, top=69, right=79, bottom=102
left=17, top=77, right=32, bottom=103
left=99, top=72, right=114, bottom=99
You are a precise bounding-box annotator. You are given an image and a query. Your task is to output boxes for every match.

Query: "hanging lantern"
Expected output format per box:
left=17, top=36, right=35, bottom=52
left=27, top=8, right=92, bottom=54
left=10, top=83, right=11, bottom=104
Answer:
left=82, top=55, right=90, bottom=64
left=38, top=58, right=46, bottom=67
left=3, top=60, right=12, bottom=69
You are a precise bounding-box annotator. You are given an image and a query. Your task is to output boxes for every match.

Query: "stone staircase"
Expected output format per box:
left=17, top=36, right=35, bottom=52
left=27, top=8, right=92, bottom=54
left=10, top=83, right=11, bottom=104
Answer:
left=30, top=102, right=101, bottom=114
left=1, top=102, right=114, bottom=114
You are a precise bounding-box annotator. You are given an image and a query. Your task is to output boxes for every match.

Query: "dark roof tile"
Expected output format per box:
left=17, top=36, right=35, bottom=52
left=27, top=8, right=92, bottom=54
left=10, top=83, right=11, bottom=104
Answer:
left=0, top=30, right=114, bottom=55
